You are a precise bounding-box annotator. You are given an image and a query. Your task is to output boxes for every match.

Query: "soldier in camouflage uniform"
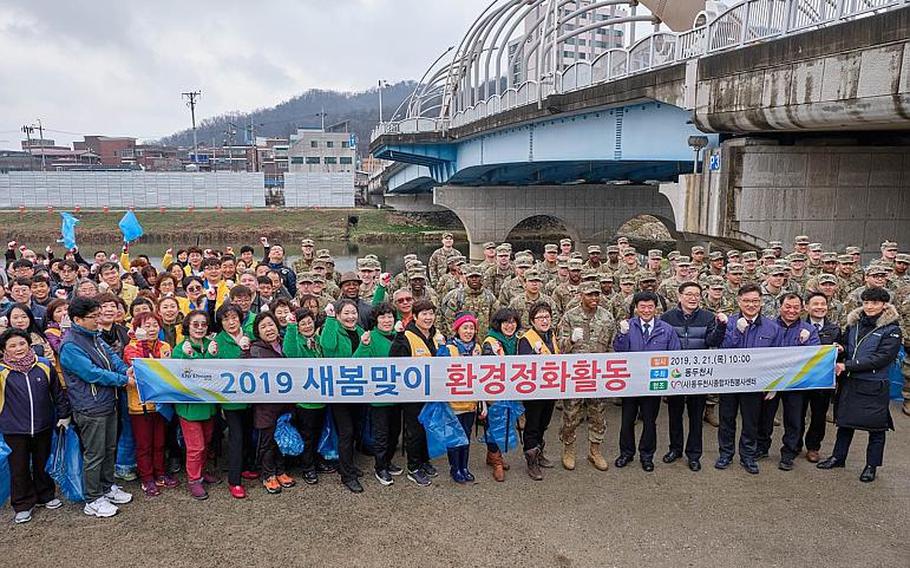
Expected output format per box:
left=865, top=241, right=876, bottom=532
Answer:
left=312, top=260, right=340, bottom=298
left=582, top=245, right=610, bottom=275
left=292, top=238, right=317, bottom=274
left=645, top=250, right=668, bottom=282
left=702, top=276, right=726, bottom=312
left=768, top=240, right=784, bottom=259
left=435, top=254, right=466, bottom=297
left=537, top=243, right=560, bottom=283
left=559, top=237, right=573, bottom=257
left=878, top=240, right=899, bottom=268
left=546, top=258, right=569, bottom=295
left=835, top=254, right=862, bottom=300
left=605, top=244, right=622, bottom=273
left=890, top=253, right=910, bottom=291
left=614, top=248, right=641, bottom=281
left=806, top=243, right=824, bottom=275
left=700, top=251, right=726, bottom=284
left=893, top=283, right=910, bottom=417
left=658, top=256, right=692, bottom=305
left=357, top=258, right=380, bottom=303
left=740, top=251, right=762, bottom=285
left=508, top=269, right=558, bottom=328
left=483, top=244, right=514, bottom=298
left=562, top=270, right=601, bottom=315
left=690, top=245, right=706, bottom=274
left=478, top=242, right=497, bottom=270
left=389, top=256, right=419, bottom=294
left=759, top=263, right=786, bottom=318
left=844, top=264, right=892, bottom=314
left=427, top=232, right=458, bottom=286
left=815, top=273, right=845, bottom=326
left=405, top=270, right=439, bottom=306
left=498, top=255, right=532, bottom=306
left=557, top=281, right=617, bottom=472
left=552, top=258, right=583, bottom=316
left=439, top=264, right=498, bottom=340
left=804, top=252, right=838, bottom=292
left=610, top=275, right=636, bottom=321
left=721, top=263, right=744, bottom=313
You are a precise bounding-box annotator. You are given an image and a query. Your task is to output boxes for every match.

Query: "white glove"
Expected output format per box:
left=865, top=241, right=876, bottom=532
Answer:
left=45, top=246, right=52, bottom=254
left=394, top=321, right=404, bottom=333
left=736, top=318, right=749, bottom=333
left=56, top=417, right=71, bottom=429
left=716, top=312, right=728, bottom=325
left=7, top=241, right=16, bottom=250
left=207, top=341, right=219, bottom=356
left=361, top=331, right=371, bottom=346
left=182, top=341, right=195, bottom=357
left=571, top=328, right=584, bottom=343
left=260, top=303, right=270, bottom=312
left=618, top=320, right=630, bottom=335
left=324, top=303, right=336, bottom=318
left=238, top=336, right=251, bottom=351
left=799, top=329, right=810, bottom=344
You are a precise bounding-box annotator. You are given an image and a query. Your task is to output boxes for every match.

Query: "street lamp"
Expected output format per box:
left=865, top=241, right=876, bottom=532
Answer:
left=378, top=80, right=388, bottom=123
left=688, top=135, right=709, bottom=174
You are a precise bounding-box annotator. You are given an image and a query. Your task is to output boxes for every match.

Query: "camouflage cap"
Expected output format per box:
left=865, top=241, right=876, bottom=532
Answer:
left=837, top=254, right=855, bottom=264
left=316, top=248, right=331, bottom=257
left=637, top=271, right=657, bottom=282
left=622, top=248, right=637, bottom=257
left=768, top=263, right=787, bottom=276
left=579, top=281, right=601, bottom=294
left=709, top=251, right=724, bottom=261
left=818, top=273, right=838, bottom=285
left=515, top=258, right=534, bottom=269
left=794, top=235, right=810, bottom=245
left=322, top=256, right=336, bottom=265
left=619, top=275, right=636, bottom=285
left=301, top=238, right=315, bottom=247
left=691, top=245, right=706, bottom=254
left=599, top=273, right=614, bottom=284
left=446, top=254, right=463, bottom=265
left=881, top=240, right=898, bottom=250
left=544, top=244, right=558, bottom=253
left=570, top=252, right=584, bottom=260
left=464, top=264, right=483, bottom=277
left=617, top=236, right=630, bottom=245
left=808, top=243, right=823, bottom=252
left=741, top=251, right=758, bottom=262
left=668, top=250, right=681, bottom=262
left=312, top=274, right=326, bottom=284
left=769, top=241, right=783, bottom=249
left=587, top=245, right=602, bottom=255
left=788, top=252, right=807, bottom=262
left=821, top=252, right=838, bottom=263
left=845, top=246, right=861, bottom=255
left=559, top=238, right=572, bottom=246
left=726, top=263, right=744, bottom=275
left=524, top=269, right=544, bottom=282
left=567, top=258, right=584, bottom=271
left=339, top=271, right=362, bottom=285
left=761, top=250, right=777, bottom=259
left=483, top=242, right=496, bottom=250
left=408, top=269, right=428, bottom=281
left=356, top=258, right=369, bottom=270
left=606, top=245, right=620, bottom=254
left=364, top=254, right=379, bottom=261
left=706, top=275, right=725, bottom=289
left=896, top=253, right=910, bottom=264
left=676, top=256, right=692, bottom=267
left=312, top=260, right=326, bottom=270
left=726, top=249, right=741, bottom=259
left=442, top=232, right=454, bottom=240
left=557, top=260, right=568, bottom=269
left=297, top=272, right=315, bottom=283
left=866, top=264, right=889, bottom=276
left=581, top=270, right=599, bottom=282
left=403, top=254, right=418, bottom=262
left=648, top=249, right=663, bottom=259
left=495, top=244, right=511, bottom=255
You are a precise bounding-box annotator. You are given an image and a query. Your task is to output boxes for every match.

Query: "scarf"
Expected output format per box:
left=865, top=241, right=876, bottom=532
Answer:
left=451, top=337, right=477, bottom=356
left=486, top=329, right=517, bottom=355
left=3, top=348, right=37, bottom=373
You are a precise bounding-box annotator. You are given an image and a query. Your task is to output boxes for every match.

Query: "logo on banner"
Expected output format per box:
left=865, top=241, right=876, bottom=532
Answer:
left=181, top=368, right=216, bottom=382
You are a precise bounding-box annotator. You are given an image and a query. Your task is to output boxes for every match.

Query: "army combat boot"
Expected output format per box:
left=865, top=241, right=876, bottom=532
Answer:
left=562, top=441, right=576, bottom=470
left=703, top=405, right=719, bottom=428
left=587, top=443, right=609, bottom=471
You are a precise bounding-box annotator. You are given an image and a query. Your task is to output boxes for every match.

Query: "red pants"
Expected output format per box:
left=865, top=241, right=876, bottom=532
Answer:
left=130, top=413, right=167, bottom=482
left=179, top=418, right=214, bottom=482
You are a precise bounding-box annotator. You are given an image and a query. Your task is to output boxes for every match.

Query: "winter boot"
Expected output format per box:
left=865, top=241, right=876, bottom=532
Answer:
left=487, top=449, right=510, bottom=471
left=459, top=446, right=475, bottom=483
left=525, top=447, right=543, bottom=481
left=703, top=405, right=719, bottom=428
left=487, top=450, right=506, bottom=482
left=587, top=443, right=609, bottom=471
left=562, top=441, right=576, bottom=471
left=448, top=449, right=466, bottom=483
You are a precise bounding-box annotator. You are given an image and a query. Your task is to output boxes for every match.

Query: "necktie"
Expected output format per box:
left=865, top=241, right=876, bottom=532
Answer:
left=643, top=322, right=651, bottom=339
left=814, top=322, right=822, bottom=331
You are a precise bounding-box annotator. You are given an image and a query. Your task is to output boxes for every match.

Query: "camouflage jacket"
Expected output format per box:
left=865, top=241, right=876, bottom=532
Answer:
left=439, top=286, right=498, bottom=340
left=483, top=265, right=514, bottom=298
left=557, top=305, right=616, bottom=354
left=509, top=292, right=558, bottom=329
left=428, top=247, right=458, bottom=285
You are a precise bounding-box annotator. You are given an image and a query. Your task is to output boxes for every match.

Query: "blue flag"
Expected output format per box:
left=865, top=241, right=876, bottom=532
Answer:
left=57, top=212, right=80, bottom=249
left=118, top=211, right=144, bottom=243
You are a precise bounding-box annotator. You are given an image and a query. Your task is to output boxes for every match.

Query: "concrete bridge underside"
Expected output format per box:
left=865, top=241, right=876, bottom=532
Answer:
left=434, top=184, right=679, bottom=260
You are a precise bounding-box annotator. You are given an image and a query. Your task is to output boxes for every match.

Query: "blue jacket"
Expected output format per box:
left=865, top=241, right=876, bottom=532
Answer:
left=614, top=318, right=681, bottom=353
left=661, top=307, right=725, bottom=350
left=60, top=323, right=130, bottom=416
left=721, top=313, right=783, bottom=349
left=842, top=306, right=902, bottom=381
left=776, top=317, right=820, bottom=347
left=0, top=357, right=71, bottom=435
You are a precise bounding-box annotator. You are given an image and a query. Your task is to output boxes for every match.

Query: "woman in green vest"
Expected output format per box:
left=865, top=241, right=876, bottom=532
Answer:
left=353, top=303, right=401, bottom=486
left=517, top=302, right=560, bottom=481
left=319, top=299, right=366, bottom=493
left=480, top=308, right=522, bottom=482
left=210, top=304, right=253, bottom=499
left=172, top=309, right=218, bottom=500
left=283, top=308, right=328, bottom=485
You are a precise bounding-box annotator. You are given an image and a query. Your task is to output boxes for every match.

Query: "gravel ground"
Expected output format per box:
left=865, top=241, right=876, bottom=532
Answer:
left=2, top=403, right=908, bottom=568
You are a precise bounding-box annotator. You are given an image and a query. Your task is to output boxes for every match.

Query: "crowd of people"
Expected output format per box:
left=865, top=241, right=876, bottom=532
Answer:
left=0, top=232, right=905, bottom=524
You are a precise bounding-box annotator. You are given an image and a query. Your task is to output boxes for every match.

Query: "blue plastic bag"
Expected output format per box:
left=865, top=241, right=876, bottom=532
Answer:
left=889, top=347, right=905, bottom=401
left=0, top=434, right=11, bottom=507
left=485, top=401, right=525, bottom=453
left=318, top=408, right=339, bottom=461
left=419, top=402, right=469, bottom=459
left=115, top=396, right=136, bottom=474
left=275, top=413, right=305, bottom=456
left=46, top=426, right=85, bottom=502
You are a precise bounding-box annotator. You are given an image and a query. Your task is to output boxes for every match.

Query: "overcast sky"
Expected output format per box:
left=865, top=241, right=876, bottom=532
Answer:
left=0, top=0, right=490, bottom=148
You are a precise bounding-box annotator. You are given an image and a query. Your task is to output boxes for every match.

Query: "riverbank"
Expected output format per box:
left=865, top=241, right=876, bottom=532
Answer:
left=0, top=208, right=466, bottom=245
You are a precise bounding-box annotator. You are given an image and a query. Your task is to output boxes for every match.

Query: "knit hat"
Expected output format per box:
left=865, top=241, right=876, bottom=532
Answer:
left=452, top=312, right=478, bottom=332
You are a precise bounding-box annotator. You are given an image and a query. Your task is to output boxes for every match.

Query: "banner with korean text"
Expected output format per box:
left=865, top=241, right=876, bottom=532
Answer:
left=134, top=346, right=836, bottom=404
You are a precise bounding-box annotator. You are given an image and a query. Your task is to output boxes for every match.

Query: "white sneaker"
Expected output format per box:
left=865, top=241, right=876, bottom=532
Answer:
left=14, top=508, right=33, bottom=524
left=38, top=498, right=63, bottom=510
left=83, top=497, right=118, bottom=518
left=105, top=484, right=133, bottom=504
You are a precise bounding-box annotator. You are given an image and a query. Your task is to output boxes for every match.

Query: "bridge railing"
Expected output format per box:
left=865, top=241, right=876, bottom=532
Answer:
left=372, top=0, right=908, bottom=143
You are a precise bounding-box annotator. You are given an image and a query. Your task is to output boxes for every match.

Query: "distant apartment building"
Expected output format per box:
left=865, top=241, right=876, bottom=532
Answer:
left=509, top=1, right=626, bottom=84
left=286, top=127, right=356, bottom=174
left=74, top=136, right=137, bottom=167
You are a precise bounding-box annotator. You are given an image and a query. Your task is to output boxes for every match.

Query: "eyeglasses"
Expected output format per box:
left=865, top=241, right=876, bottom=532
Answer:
left=680, top=292, right=701, bottom=298
left=533, top=315, right=551, bottom=321
left=83, top=312, right=100, bottom=320
left=396, top=297, right=413, bottom=303
left=186, top=285, right=202, bottom=292
left=189, top=321, right=208, bottom=328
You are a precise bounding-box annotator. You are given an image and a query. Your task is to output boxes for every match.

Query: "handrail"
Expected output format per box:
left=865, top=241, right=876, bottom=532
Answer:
left=372, top=0, right=907, bottom=143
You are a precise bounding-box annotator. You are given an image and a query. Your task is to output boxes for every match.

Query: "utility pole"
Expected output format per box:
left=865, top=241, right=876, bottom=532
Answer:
left=35, top=119, right=46, bottom=171
left=378, top=80, right=388, bottom=123
left=181, top=90, right=201, bottom=164
left=21, top=124, right=35, bottom=171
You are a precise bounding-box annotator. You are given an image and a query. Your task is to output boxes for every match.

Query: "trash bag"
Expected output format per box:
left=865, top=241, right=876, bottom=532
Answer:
left=156, top=403, right=175, bottom=422
left=419, top=402, right=469, bottom=459
left=889, top=346, right=905, bottom=401
left=318, top=408, right=339, bottom=461
left=0, top=434, right=11, bottom=507
left=115, top=397, right=136, bottom=473
left=46, top=426, right=85, bottom=502
left=274, top=413, right=305, bottom=456
left=485, top=401, right=525, bottom=453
